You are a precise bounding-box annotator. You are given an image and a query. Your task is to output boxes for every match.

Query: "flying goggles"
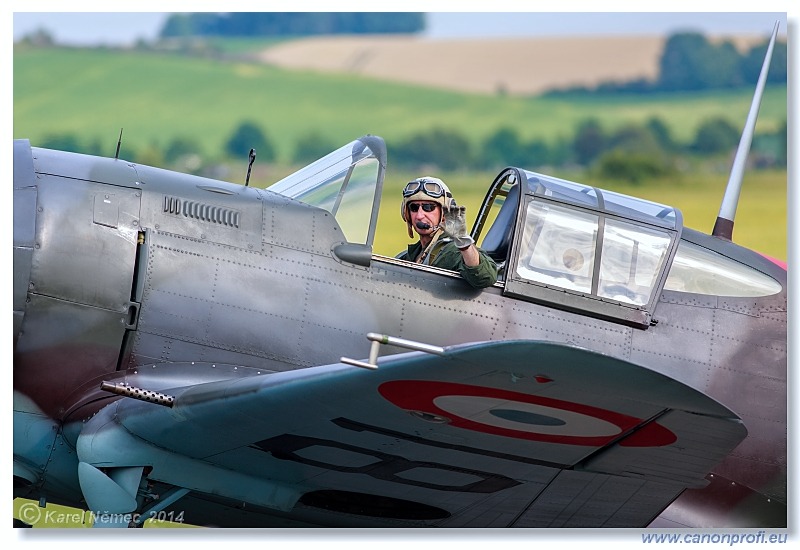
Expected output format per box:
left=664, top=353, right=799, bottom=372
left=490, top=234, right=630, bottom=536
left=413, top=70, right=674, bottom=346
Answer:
left=403, top=178, right=451, bottom=199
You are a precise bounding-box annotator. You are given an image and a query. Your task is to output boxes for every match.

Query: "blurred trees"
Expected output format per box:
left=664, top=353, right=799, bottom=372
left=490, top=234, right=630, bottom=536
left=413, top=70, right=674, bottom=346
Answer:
left=572, top=119, right=607, bottom=167
left=292, top=131, right=337, bottom=164
left=37, top=111, right=786, bottom=185
left=225, top=121, right=276, bottom=163
left=160, top=13, right=424, bottom=38
left=38, top=133, right=84, bottom=153
left=386, top=112, right=783, bottom=183
left=658, top=33, right=744, bottom=91
left=549, top=33, right=786, bottom=95
left=690, top=117, right=741, bottom=155
left=392, top=127, right=472, bottom=171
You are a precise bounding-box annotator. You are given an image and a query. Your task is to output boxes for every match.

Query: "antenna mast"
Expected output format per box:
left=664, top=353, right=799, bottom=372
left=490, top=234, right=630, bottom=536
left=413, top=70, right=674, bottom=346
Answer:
left=245, top=148, right=256, bottom=187
left=712, top=21, right=779, bottom=240
left=114, top=128, right=123, bottom=160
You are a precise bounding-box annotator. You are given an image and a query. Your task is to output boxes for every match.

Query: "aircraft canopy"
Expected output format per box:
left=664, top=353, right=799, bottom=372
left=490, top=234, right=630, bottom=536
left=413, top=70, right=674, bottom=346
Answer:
left=523, top=170, right=679, bottom=230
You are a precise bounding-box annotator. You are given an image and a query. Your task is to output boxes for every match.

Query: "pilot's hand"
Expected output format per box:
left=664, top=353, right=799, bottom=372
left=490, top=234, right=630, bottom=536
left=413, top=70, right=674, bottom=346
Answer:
left=443, top=201, right=475, bottom=250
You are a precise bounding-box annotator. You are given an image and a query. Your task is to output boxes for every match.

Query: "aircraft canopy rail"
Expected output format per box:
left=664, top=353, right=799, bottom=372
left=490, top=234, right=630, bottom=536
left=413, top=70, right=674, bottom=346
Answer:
left=523, top=170, right=679, bottom=230
left=482, top=169, right=683, bottom=329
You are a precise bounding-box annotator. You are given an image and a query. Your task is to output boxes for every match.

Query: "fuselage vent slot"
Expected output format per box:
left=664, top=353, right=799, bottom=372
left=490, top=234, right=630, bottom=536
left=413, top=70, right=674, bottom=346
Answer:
left=163, top=196, right=181, bottom=215
left=183, top=200, right=241, bottom=228
left=163, top=196, right=241, bottom=228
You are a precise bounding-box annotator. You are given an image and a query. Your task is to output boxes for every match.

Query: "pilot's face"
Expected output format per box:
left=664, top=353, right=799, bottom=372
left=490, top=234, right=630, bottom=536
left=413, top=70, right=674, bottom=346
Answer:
left=409, top=201, right=441, bottom=236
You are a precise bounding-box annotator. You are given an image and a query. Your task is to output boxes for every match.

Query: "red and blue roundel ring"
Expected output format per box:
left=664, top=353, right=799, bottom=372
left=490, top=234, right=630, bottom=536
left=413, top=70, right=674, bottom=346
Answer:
left=379, top=380, right=676, bottom=447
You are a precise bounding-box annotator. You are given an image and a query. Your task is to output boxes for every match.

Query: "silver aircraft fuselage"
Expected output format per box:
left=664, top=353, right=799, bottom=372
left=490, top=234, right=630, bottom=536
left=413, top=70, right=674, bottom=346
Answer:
left=13, top=137, right=786, bottom=528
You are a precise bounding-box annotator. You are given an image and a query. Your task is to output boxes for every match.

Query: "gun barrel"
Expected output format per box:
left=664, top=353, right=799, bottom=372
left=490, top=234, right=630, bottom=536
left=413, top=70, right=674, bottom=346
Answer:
left=100, top=381, right=175, bottom=408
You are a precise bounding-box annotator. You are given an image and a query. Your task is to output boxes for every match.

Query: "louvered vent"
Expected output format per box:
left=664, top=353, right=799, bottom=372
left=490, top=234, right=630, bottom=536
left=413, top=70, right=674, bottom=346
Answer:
left=163, top=196, right=241, bottom=228
left=164, top=196, right=181, bottom=215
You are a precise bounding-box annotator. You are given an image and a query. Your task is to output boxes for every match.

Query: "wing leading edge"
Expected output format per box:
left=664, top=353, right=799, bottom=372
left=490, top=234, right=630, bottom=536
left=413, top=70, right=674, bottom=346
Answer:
left=77, top=340, right=746, bottom=527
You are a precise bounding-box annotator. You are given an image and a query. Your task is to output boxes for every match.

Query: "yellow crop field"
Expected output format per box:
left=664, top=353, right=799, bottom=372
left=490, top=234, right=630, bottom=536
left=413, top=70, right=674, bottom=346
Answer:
left=373, top=169, right=787, bottom=262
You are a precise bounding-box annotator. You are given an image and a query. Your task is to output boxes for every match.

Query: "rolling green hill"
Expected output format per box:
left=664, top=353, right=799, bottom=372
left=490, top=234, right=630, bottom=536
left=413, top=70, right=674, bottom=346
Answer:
left=13, top=47, right=787, bottom=163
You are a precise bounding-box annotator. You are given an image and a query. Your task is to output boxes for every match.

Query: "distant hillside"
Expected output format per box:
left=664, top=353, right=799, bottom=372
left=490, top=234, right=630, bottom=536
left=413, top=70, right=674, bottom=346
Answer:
left=256, top=34, right=768, bottom=96
left=14, top=45, right=786, bottom=166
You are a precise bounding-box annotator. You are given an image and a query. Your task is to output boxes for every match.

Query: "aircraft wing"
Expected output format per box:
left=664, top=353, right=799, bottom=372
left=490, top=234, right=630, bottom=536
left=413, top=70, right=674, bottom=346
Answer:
left=77, top=340, right=746, bottom=527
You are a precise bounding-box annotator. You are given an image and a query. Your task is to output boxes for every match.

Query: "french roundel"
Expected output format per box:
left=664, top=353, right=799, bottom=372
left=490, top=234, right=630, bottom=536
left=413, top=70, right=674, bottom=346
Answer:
left=378, top=380, right=676, bottom=447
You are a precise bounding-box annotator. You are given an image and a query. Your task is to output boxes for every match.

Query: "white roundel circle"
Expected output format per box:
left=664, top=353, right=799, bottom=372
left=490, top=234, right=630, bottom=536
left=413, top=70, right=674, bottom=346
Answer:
left=378, top=380, right=678, bottom=447
left=433, top=395, right=622, bottom=439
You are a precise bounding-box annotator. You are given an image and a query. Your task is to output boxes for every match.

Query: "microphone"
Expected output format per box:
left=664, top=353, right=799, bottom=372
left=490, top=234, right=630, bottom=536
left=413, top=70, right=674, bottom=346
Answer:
left=415, top=221, right=432, bottom=230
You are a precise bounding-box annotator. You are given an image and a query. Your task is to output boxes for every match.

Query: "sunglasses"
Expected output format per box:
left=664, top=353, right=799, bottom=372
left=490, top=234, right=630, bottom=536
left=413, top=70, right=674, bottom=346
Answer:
left=403, top=178, right=447, bottom=199
left=408, top=203, right=438, bottom=213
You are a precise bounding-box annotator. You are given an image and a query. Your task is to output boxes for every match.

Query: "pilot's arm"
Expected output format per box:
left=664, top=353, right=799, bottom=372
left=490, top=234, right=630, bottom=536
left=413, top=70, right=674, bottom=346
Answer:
left=458, top=242, right=481, bottom=267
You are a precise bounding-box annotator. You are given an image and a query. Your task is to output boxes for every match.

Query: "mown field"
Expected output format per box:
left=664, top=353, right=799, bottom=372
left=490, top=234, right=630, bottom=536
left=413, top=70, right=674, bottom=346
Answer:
left=13, top=45, right=788, bottom=261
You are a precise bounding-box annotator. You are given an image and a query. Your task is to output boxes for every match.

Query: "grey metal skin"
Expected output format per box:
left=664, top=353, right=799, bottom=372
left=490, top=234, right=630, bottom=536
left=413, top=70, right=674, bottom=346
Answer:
left=12, top=136, right=786, bottom=528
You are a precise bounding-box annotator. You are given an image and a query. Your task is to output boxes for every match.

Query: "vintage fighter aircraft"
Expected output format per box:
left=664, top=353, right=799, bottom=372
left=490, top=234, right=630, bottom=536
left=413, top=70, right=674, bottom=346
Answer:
left=13, top=29, right=786, bottom=529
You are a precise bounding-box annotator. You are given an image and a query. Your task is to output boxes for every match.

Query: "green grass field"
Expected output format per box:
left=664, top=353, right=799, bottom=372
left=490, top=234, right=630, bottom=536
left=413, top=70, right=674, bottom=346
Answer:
left=13, top=47, right=787, bottom=163
left=373, top=169, right=786, bottom=261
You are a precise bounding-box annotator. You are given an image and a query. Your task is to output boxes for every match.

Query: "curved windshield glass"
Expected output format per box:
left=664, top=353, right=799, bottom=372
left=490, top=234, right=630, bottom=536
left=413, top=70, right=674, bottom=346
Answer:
left=268, top=139, right=381, bottom=244
left=664, top=241, right=781, bottom=296
left=522, top=170, right=678, bottom=229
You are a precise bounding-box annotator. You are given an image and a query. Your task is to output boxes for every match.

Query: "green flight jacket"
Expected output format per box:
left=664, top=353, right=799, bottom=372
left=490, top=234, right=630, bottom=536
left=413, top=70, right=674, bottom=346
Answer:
left=397, top=238, right=498, bottom=288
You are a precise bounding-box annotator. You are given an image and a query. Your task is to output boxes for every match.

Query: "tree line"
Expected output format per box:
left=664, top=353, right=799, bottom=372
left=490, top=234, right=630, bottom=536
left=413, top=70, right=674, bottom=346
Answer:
left=38, top=111, right=786, bottom=185
left=159, top=12, right=425, bottom=38
left=547, top=32, right=787, bottom=96
left=155, top=15, right=786, bottom=94
left=389, top=114, right=786, bottom=183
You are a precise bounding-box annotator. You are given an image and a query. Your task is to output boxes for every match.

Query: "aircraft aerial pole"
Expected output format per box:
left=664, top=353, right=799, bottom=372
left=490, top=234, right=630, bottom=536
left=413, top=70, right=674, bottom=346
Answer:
left=245, top=148, right=256, bottom=187
left=712, top=21, right=779, bottom=240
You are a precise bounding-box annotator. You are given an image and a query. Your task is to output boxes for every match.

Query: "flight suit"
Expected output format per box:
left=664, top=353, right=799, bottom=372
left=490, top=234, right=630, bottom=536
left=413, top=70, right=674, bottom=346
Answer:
left=397, top=238, right=498, bottom=288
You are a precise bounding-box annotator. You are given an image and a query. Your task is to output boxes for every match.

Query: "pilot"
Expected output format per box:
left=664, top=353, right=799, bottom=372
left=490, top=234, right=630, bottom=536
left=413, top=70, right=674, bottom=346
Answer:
left=397, top=176, right=498, bottom=288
